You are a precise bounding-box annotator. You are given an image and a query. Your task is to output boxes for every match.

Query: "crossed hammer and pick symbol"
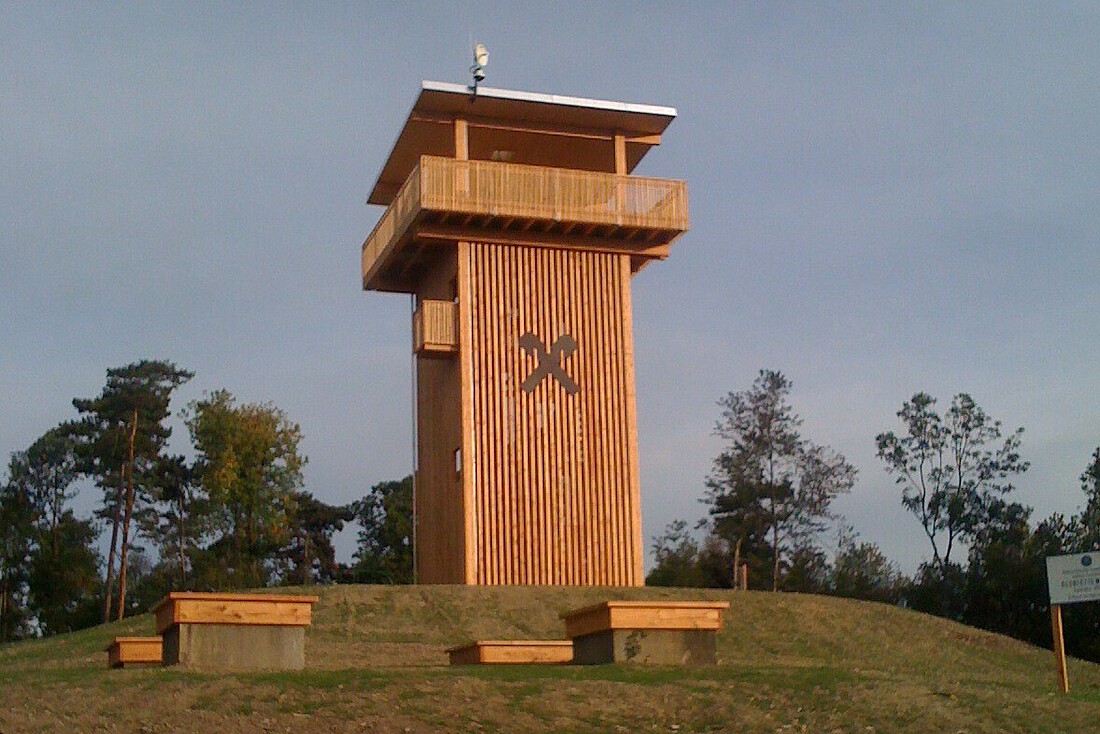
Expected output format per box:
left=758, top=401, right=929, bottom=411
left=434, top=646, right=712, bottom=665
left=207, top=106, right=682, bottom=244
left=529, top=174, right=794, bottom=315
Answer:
left=519, top=332, right=579, bottom=395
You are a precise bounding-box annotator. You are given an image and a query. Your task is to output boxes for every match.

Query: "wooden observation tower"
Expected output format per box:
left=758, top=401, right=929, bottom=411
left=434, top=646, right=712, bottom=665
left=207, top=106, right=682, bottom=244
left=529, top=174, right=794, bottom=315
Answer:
left=361, top=81, right=688, bottom=585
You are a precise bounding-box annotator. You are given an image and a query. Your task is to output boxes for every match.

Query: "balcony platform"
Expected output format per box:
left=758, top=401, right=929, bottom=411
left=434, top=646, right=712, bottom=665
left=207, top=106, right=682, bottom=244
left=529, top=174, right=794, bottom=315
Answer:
left=362, top=156, right=689, bottom=293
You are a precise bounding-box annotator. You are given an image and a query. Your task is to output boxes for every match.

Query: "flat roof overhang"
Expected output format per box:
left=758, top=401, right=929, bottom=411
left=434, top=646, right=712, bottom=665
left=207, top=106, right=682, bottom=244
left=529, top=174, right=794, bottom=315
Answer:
left=367, top=81, right=678, bottom=206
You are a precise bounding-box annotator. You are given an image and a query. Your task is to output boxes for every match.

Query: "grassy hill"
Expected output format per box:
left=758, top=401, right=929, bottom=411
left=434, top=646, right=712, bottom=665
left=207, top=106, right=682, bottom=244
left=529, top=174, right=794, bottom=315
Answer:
left=1, top=585, right=1098, bottom=733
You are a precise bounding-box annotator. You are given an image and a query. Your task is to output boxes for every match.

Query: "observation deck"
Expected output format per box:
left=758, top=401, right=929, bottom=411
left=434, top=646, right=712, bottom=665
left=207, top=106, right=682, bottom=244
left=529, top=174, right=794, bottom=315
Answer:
left=361, top=155, right=688, bottom=292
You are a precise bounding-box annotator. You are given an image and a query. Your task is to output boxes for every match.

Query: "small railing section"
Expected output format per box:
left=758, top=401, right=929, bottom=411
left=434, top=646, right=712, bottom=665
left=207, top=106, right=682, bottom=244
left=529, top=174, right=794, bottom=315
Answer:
left=413, top=299, right=459, bottom=356
left=361, top=164, right=422, bottom=285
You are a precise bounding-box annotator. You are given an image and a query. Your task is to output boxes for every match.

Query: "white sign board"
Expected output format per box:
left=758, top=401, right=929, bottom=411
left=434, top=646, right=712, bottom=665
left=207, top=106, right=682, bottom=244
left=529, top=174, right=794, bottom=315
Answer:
left=1047, top=552, right=1100, bottom=605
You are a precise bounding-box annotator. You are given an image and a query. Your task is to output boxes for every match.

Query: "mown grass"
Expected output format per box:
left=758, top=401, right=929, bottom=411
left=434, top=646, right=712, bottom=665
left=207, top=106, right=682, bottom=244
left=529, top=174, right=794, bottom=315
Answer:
left=1, top=585, right=1099, bottom=733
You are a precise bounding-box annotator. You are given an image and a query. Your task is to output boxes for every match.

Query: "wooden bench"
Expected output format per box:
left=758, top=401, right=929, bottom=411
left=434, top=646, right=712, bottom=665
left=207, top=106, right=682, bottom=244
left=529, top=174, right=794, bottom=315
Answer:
left=561, top=601, right=730, bottom=665
left=152, top=592, right=319, bottom=670
left=106, top=636, right=162, bottom=668
left=448, top=640, right=573, bottom=665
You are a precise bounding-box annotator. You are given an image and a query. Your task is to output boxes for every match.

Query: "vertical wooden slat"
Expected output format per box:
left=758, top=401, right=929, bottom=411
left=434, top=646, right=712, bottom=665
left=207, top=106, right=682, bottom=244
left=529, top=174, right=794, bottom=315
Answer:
left=457, top=242, right=477, bottom=584
left=619, top=254, right=643, bottom=585
left=603, top=252, right=623, bottom=583
left=597, top=251, right=618, bottom=584
left=510, top=246, right=523, bottom=585
left=473, top=243, right=488, bottom=583
left=558, top=248, right=576, bottom=585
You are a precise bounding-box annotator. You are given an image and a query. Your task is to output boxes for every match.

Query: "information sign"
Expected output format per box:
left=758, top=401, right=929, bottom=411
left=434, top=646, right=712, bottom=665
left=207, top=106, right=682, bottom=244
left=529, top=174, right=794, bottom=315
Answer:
left=1046, top=552, right=1100, bottom=605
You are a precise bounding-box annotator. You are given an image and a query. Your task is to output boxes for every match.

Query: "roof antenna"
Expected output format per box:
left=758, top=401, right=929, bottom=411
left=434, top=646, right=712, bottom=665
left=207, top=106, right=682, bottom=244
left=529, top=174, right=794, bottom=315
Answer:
left=469, top=42, right=489, bottom=97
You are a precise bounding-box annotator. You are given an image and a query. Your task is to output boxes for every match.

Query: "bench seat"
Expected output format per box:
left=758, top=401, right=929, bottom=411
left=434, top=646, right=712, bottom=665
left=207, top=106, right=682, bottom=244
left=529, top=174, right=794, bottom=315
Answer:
left=106, top=636, right=162, bottom=668
left=448, top=640, right=574, bottom=665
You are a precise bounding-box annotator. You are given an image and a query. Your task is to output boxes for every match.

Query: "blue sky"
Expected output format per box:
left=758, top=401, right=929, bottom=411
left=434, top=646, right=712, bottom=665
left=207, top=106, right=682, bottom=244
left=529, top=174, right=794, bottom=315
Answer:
left=2, top=2, right=1098, bottom=574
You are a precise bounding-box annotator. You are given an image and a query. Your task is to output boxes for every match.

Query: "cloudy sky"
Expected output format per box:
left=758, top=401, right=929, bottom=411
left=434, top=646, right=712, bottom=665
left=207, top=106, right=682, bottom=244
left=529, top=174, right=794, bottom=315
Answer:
left=2, top=2, right=1097, bottom=574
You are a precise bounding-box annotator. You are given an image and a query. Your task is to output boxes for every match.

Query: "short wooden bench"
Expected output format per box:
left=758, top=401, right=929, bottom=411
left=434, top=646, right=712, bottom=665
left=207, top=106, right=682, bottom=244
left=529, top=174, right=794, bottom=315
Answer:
left=152, top=592, right=319, bottom=670
left=561, top=601, right=730, bottom=665
left=448, top=640, right=573, bottom=665
left=106, top=636, right=162, bottom=668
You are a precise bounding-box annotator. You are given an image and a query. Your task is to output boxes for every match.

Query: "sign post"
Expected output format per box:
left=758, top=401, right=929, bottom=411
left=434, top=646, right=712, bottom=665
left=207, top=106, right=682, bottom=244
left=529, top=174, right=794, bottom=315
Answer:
left=1045, top=551, right=1100, bottom=693
left=1050, top=604, right=1069, bottom=693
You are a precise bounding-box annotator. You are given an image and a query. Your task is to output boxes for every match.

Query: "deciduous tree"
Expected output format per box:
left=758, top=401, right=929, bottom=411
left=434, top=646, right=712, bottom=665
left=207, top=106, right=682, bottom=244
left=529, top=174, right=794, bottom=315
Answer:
left=875, top=392, right=1029, bottom=578
left=831, top=528, right=903, bottom=604
left=351, top=476, right=413, bottom=584
left=186, top=390, right=305, bottom=589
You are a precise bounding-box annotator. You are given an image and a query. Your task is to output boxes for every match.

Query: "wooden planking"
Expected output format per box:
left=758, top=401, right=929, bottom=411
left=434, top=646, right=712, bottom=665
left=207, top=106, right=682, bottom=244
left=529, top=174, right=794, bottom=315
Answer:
left=464, top=242, right=642, bottom=586
left=561, top=601, right=731, bottom=639
left=447, top=640, right=573, bottom=665
left=152, top=593, right=318, bottom=634
left=106, top=637, right=163, bottom=668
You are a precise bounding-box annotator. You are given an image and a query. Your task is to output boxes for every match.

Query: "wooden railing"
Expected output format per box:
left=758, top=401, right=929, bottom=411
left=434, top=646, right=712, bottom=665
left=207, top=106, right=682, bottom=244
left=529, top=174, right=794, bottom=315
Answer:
left=363, top=156, right=688, bottom=287
left=361, top=164, right=422, bottom=285
left=413, top=300, right=458, bottom=355
left=418, top=156, right=688, bottom=231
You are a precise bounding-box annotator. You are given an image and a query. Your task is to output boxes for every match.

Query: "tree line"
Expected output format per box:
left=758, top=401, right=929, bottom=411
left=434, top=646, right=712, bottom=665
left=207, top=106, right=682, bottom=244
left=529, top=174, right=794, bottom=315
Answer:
left=648, top=369, right=1100, bottom=663
left=0, top=360, right=412, bottom=641
left=5, top=361, right=1099, bottom=663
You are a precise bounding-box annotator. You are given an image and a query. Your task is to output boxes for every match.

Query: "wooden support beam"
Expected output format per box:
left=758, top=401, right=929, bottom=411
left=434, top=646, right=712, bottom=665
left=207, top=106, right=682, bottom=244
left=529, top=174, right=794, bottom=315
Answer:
left=1052, top=604, right=1070, bottom=693
left=410, top=111, right=662, bottom=147
left=454, top=118, right=469, bottom=160
left=614, top=133, right=628, bottom=175
left=414, top=224, right=672, bottom=259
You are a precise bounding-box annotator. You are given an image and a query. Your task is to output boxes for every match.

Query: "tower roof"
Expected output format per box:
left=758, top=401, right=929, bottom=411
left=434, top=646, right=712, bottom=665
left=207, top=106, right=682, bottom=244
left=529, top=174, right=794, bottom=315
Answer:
left=367, top=81, right=678, bottom=205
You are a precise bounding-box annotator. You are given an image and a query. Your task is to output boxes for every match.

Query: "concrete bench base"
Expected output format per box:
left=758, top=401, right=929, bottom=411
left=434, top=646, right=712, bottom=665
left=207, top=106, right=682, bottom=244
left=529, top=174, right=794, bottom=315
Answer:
left=448, top=640, right=573, bottom=665
left=561, top=601, right=730, bottom=665
left=153, top=592, right=318, bottom=670
left=106, top=636, right=163, bottom=668
left=162, top=623, right=306, bottom=670
left=572, top=628, right=716, bottom=665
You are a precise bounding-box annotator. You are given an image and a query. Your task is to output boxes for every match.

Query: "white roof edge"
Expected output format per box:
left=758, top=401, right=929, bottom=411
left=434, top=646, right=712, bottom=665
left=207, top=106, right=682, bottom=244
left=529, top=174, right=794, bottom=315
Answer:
left=421, top=80, right=677, bottom=118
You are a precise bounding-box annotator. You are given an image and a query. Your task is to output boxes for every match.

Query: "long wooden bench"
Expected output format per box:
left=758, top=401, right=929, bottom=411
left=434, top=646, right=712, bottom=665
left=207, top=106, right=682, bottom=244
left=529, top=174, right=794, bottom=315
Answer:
left=561, top=601, right=730, bottom=665
left=448, top=640, right=573, bottom=665
left=152, top=592, right=319, bottom=670
left=106, top=636, right=163, bottom=668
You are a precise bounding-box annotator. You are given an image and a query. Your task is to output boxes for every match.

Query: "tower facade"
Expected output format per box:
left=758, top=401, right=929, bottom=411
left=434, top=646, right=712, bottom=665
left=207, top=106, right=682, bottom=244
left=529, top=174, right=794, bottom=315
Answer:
left=361, top=82, right=688, bottom=585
